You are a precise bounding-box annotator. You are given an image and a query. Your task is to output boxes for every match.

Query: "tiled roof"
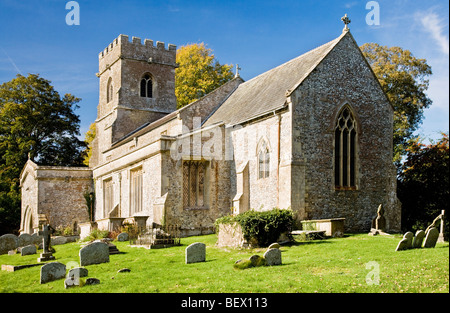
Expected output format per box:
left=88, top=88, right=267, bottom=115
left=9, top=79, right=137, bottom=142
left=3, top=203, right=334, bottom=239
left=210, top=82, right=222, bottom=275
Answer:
left=204, top=32, right=346, bottom=126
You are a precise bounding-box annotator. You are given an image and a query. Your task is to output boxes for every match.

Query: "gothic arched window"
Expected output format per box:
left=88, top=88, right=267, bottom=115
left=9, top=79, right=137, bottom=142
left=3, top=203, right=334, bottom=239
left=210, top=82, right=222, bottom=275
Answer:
left=257, top=140, right=270, bottom=179
left=140, top=73, right=153, bottom=98
left=334, top=106, right=358, bottom=189
left=106, top=77, right=113, bottom=103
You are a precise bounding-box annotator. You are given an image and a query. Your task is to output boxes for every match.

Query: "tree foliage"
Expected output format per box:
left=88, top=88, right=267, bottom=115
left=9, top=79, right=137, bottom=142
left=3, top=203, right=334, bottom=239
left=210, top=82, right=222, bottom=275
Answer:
left=175, top=43, right=234, bottom=109
left=360, top=43, right=432, bottom=165
left=397, top=133, right=449, bottom=239
left=0, top=74, right=87, bottom=234
left=83, top=122, right=96, bottom=166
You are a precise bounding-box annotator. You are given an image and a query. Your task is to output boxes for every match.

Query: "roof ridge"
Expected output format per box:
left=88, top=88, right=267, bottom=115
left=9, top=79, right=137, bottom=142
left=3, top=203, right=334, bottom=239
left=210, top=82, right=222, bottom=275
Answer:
left=242, top=33, right=344, bottom=86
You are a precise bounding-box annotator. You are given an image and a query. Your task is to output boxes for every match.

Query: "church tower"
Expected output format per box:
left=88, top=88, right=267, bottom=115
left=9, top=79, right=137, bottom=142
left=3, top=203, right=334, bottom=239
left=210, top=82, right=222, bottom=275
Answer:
left=91, top=35, right=177, bottom=167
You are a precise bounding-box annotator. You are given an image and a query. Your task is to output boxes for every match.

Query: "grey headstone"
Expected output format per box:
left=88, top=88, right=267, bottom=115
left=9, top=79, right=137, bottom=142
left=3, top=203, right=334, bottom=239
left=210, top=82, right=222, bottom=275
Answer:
left=249, top=255, right=265, bottom=267
left=423, top=227, right=439, bottom=248
left=64, top=276, right=79, bottom=289
left=264, top=248, right=282, bottom=266
left=40, top=262, right=66, bottom=284
left=268, top=242, right=281, bottom=249
left=185, top=242, right=206, bottom=264
left=18, top=233, right=33, bottom=247
left=67, top=267, right=88, bottom=279
left=395, top=238, right=409, bottom=251
left=0, top=234, right=18, bottom=255
left=404, top=232, right=414, bottom=249
left=20, top=244, right=37, bottom=256
left=51, top=236, right=67, bottom=246
left=117, top=232, right=129, bottom=242
left=31, top=233, right=43, bottom=245
left=85, top=278, right=100, bottom=285
left=79, top=242, right=110, bottom=266
left=412, top=230, right=425, bottom=248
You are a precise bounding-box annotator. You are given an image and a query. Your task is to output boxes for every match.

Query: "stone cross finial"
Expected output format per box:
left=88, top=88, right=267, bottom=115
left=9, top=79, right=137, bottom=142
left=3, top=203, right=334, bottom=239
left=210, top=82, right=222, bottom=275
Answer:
left=341, top=13, right=351, bottom=32
left=235, top=64, right=241, bottom=78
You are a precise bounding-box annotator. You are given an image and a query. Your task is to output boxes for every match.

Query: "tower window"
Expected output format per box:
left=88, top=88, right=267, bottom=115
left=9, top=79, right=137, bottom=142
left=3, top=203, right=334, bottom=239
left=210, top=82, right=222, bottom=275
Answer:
left=107, top=77, right=113, bottom=103
left=140, top=74, right=153, bottom=98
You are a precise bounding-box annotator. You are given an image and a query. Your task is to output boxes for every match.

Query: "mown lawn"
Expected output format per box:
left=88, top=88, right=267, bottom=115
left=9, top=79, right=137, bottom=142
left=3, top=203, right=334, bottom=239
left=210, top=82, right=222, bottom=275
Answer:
left=0, top=233, right=448, bottom=293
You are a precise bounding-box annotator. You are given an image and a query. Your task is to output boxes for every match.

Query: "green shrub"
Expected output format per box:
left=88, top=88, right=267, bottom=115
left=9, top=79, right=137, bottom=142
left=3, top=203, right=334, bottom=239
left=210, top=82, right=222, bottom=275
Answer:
left=216, top=208, right=294, bottom=247
left=87, top=228, right=110, bottom=241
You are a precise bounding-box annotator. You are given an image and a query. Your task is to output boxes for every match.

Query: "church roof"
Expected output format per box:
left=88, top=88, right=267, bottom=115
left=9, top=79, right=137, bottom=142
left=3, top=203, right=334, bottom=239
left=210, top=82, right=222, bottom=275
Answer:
left=203, top=31, right=347, bottom=126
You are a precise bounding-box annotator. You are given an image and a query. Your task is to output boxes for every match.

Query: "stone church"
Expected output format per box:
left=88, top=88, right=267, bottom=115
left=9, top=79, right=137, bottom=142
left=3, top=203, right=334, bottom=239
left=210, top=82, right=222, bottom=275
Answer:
left=19, top=22, right=401, bottom=236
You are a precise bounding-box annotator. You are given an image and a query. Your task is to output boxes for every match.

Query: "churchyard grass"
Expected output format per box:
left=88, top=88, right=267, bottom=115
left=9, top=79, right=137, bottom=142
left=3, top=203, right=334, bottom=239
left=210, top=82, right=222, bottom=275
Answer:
left=0, top=233, right=448, bottom=293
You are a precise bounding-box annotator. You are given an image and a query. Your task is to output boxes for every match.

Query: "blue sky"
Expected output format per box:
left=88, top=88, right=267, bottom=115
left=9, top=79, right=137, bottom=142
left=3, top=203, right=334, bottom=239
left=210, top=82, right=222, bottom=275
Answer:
left=0, top=0, right=448, bottom=142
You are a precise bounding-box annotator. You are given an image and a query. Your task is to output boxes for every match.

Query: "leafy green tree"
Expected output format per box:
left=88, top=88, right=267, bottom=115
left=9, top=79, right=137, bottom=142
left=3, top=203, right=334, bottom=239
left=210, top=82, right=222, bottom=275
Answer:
left=360, top=43, right=433, bottom=166
left=175, top=43, right=234, bottom=108
left=0, top=74, right=87, bottom=234
left=83, top=122, right=96, bottom=166
left=397, top=133, right=449, bottom=239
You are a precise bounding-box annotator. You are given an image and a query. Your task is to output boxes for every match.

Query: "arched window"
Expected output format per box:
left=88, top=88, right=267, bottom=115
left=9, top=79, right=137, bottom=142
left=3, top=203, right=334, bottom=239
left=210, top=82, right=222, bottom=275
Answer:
left=106, top=77, right=113, bottom=103
left=140, top=73, right=153, bottom=98
left=334, top=106, right=358, bottom=189
left=257, top=140, right=270, bottom=179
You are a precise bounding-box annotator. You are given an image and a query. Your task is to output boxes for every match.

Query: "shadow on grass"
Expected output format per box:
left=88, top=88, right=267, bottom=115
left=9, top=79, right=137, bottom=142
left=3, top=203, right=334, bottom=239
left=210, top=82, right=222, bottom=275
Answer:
left=283, top=239, right=333, bottom=247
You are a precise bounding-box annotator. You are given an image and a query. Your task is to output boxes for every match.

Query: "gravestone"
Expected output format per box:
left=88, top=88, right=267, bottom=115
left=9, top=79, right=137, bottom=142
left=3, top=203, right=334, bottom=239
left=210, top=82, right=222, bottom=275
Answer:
left=79, top=242, right=110, bottom=266
left=67, top=267, right=88, bottom=279
left=185, top=242, right=206, bottom=264
left=403, top=232, right=414, bottom=249
left=395, top=238, right=409, bottom=251
left=412, top=230, right=425, bottom=248
left=31, top=233, right=42, bottom=245
left=20, top=244, right=37, bottom=256
left=0, top=234, right=18, bottom=255
left=249, top=255, right=265, bottom=267
left=37, top=224, right=55, bottom=262
left=18, top=233, right=33, bottom=247
left=423, top=227, right=439, bottom=248
left=263, top=248, right=282, bottom=266
left=40, top=262, right=66, bottom=284
left=268, top=243, right=281, bottom=249
left=85, top=278, right=100, bottom=285
left=117, top=232, right=129, bottom=242
left=65, top=267, right=88, bottom=288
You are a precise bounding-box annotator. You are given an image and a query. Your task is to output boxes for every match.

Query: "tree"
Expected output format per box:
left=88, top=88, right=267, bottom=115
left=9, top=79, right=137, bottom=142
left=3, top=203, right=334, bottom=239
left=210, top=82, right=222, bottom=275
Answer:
left=397, top=133, right=449, bottom=239
left=83, top=122, right=96, bottom=166
left=175, top=43, right=234, bottom=108
left=360, top=43, right=432, bottom=166
left=0, top=74, right=87, bottom=234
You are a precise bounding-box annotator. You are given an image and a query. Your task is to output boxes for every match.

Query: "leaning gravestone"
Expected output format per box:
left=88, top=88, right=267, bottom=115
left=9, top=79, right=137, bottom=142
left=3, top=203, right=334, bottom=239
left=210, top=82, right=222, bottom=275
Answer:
left=0, top=234, right=18, bottom=255
left=79, top=242, right=110, bottom=266
left=403, top=232, right=414, bottom=249
left=185, top=242, right=206, bottom=264
left=263, top=248, right=282, bottom=266
left=423, top=227, right=439, bottom=248
left=412, top=230, right=425, bottom=248
left=40, top=262, right=66, bottom=284
left=395, top=238, right=409, bottom=251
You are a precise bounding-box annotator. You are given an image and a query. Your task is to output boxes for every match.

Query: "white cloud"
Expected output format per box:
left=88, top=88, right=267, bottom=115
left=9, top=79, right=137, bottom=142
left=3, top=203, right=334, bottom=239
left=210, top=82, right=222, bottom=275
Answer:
left=419, top=11, right=449, bottom=55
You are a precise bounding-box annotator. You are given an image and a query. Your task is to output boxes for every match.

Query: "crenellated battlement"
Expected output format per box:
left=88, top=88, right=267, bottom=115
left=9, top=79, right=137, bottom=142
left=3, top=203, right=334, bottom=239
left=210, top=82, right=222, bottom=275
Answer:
left=99, top=34, right=177, bottom=60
